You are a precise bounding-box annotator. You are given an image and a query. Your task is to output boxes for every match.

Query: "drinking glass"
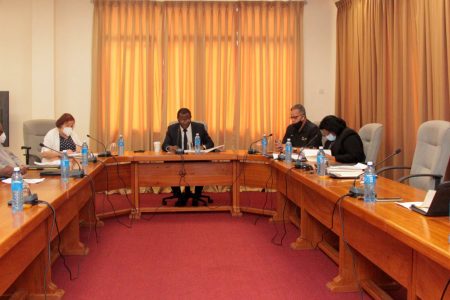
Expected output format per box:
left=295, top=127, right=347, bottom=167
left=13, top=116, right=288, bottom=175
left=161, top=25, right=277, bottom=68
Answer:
left=109, top=142, right=117, bottom=155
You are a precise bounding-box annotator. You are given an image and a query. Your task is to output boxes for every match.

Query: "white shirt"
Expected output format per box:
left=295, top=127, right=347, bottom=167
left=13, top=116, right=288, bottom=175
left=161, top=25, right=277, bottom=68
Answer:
left=180, top=124, right=192, bottom=150
left=41, top=127, right=82, bottom=161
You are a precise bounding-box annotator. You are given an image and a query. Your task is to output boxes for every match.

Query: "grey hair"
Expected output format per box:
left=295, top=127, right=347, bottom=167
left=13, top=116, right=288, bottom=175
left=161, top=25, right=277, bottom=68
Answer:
left=290, top=104, right=306, bottom=116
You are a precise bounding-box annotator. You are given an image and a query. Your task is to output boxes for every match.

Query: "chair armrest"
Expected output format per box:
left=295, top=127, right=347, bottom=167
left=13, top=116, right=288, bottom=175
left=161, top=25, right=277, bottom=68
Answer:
left=21, top=146, right=31, bottom=150
left=398, top=174, right=443, bottom=190
left=376, top=166, right=411, bottom=175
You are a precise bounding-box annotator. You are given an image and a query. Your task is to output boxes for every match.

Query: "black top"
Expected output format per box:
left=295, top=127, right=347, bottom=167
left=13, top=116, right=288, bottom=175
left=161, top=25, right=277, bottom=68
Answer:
left=323, top=127, right=365, bottom=163
left=59, top=135, right=76, bottom=152
left=162, top=122, right=214, bottom=151
left=282, top=119, right=322, bottom=148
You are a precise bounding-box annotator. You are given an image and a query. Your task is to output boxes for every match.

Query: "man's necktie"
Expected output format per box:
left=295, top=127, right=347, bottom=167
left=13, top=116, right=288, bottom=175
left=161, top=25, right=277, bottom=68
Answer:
left=183, top=129, right=188, bottom=150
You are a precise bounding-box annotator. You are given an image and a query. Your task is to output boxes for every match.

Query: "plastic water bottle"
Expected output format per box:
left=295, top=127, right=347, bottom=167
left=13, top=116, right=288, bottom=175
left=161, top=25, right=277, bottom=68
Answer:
left=317, top=146, right=327, bottom=176
left=11, top=167, right=24, bottom=212
left=61, top=150, right=70, bottom=183
left=285, top=138, right=292, bottom=163
left=364, top=161, right=377, bottom=203
left=261, top=134, right=268, bottom=155
left=81, top=141, right=89, bottom=167
left=194, top=133, right=201, bottom=154
left=118, top=134, right=125, bottom=156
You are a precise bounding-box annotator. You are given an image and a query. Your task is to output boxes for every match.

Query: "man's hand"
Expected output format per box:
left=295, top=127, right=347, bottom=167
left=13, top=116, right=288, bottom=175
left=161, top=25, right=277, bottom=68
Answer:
left=274, top=139, right=283, bottom=152
left=20, top=165, right=28, bottom=175
left=0, top=165, right=14, bottom=177
left=166, top=146, right=179, bottom=152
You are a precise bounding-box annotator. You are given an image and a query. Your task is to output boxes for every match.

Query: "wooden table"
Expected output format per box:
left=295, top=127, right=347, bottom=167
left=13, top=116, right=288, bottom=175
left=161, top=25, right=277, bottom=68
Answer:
left=0, top=163, right=102, bottom=298
left=271, top=160, right=450, bottom=300
left=1, top=153, right=448, bottom=299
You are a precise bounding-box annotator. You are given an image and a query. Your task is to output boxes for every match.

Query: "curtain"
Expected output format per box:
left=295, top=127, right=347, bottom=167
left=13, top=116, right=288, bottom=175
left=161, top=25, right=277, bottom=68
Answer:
left=91, top=1, right=304, bottom=151
left=336, top=0, right=450, bottom=170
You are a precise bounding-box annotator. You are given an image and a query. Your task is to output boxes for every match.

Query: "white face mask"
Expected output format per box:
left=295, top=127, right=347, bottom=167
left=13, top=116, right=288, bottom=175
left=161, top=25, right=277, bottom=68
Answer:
left=63, top=127, right=73, bottom=136
left=326, top=133, right=336, bottom=142
left=0, top=132, right=6, bottom=144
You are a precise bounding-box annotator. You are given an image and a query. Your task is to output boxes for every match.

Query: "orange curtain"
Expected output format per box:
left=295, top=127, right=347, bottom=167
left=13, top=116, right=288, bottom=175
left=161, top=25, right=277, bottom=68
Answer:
left=91, top=1, right=304, bottom=151
left=336, top=0, right=450, bottom=169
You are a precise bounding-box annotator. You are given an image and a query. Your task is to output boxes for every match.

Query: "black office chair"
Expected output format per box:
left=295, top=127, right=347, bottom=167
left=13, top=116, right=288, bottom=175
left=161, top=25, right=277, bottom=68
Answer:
left=161, top=186, right=213, bottom=206
left=185, top=188, right=213, bottom=207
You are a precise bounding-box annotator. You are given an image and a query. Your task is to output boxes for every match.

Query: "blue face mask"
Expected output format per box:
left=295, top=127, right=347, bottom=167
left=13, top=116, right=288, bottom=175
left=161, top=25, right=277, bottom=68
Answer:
left=326, top=133, right=336, bottom=142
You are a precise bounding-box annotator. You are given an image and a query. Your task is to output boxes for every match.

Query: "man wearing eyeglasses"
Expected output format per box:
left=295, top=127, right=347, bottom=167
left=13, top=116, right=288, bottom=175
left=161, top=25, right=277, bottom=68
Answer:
left=275, top=104, right=322, bottom=151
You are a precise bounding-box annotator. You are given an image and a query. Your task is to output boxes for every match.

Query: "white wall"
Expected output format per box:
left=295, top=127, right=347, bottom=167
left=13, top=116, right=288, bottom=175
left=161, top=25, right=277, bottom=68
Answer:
left=54, top=0, right=93, bottom=141
left=303, top=0, right=337, bottom=123
left=0, top=0, right=335, bottom=157
left=0, top=0, right=33, bottom=155
left=0, top=0, right=92, bottom=157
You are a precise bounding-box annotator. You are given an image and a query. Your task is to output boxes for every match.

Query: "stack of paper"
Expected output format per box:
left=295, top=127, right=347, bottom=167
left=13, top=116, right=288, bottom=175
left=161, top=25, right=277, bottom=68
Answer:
left=35, top=160, right=61, bottom=167
left=327, top=163, right=367, bottom=179
left=302, top=149, right=332, bottom=162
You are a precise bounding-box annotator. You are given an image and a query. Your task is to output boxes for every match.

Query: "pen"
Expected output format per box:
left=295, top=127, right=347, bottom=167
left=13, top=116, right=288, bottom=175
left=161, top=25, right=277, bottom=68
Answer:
left=376, top=197, right=402, bottom=202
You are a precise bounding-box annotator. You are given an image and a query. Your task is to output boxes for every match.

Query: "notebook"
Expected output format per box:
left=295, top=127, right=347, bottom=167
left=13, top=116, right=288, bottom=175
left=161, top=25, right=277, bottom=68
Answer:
left=409, top=182, right=450, bottom=216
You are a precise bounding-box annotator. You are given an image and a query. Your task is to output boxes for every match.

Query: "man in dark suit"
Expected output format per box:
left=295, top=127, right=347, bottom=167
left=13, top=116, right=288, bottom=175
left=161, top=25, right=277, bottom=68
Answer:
left=275, top=104, right=322, bottom=151
left=162, top=108, right=214, bottom=206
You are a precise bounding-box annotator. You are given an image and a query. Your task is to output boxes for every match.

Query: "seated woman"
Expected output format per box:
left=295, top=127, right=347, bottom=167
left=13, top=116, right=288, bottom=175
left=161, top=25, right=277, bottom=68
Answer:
left=41, top=113, right=82, bottom=162
left=319, top=115, right=366, bottom=163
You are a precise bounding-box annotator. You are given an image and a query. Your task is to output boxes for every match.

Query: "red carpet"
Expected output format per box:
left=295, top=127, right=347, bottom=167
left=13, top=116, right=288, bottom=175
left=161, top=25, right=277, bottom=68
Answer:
left=52, top=210, right=367, bottom=299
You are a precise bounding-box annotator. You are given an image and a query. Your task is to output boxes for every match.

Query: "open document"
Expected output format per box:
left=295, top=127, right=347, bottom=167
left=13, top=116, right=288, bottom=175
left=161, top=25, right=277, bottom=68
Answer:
left=396, top=190, right=436, bottom=214
left=302, top=149, right=332, bottom=162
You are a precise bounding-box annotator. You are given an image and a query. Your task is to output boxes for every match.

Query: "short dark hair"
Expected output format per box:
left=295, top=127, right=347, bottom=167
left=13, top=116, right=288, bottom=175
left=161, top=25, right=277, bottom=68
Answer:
left=319, top=115, right=347, bottom=135
left=55, top=113, right=75, bottom=128
left=177, top=108, right=192, bottom=118
left=291, top=104, right=306, bottom=116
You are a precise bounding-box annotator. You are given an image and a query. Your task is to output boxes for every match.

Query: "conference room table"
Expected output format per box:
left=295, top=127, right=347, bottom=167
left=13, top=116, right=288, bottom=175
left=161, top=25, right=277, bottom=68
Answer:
left=0, top=151, right=448, bottom=299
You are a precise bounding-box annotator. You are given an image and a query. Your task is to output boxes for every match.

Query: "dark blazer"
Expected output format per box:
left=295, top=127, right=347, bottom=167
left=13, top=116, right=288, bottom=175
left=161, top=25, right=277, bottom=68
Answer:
left=282, top=119, right=322, bottom=148
left=324, top=127, right=365, bottom=163
left=162, top=122, right=214, bottom=151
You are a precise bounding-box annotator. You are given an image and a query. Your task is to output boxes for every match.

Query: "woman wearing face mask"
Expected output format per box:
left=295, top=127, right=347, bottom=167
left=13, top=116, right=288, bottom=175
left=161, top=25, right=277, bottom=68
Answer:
left=41, top=113, right=82, bottom=162
left=319, top=115, right=365, bottom=163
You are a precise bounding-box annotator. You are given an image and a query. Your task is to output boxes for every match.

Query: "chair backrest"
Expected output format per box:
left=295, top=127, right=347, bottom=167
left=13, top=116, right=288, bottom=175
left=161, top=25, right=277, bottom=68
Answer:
left=23, top=119, right=55, bottom=162
left=410, top=120, right=450, bottom=190
left=358, top=123, right=384, bottom=163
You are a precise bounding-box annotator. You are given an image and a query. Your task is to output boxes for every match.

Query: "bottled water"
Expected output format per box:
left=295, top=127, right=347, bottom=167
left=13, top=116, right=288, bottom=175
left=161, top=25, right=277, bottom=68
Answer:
left=285, top=138, right=292, bottom=163
left=61, top=150, right=70, bottom=183
left=317, top=146, right=327, bottom=176
left=261, top=134, right=268, bottom=155
left=118, top=134, right=125, bottom=156
left=364, top=161, right=377, bottom=203
left=81, top=141, right=89, bottom=167
left=194, top=133, right=201, bottom=154
left=11, top=167, right=24, bottom=213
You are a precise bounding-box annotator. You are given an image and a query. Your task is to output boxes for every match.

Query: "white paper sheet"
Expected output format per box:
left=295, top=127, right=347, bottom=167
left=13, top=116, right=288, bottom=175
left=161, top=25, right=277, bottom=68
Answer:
left=2, top=178, right=45, bottom=184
